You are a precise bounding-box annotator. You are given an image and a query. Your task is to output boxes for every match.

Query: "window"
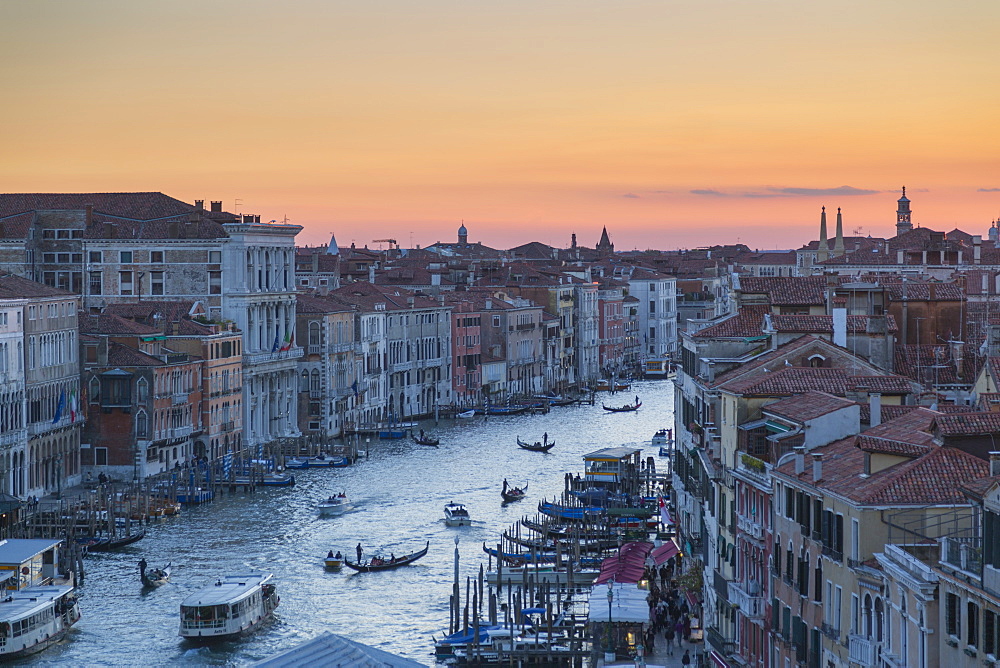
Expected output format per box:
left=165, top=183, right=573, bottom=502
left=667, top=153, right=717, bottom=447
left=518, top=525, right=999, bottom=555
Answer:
left=151, top=250, right=164, bottom=263
left=986, top=610, right=997, bottom=656
left=95, top=447, right=108, bottom=466
left=120, top=251, right=133, bottom=263
left=946, top=593, right=960, bottom=637
left=209, top=251, right=221, bottom=264
left=970, top=601, right=980, bottom=648
left=119, top=271, right=134, bottom=295
left=150, top=271, right=164, bottom=296
left=493, top=315, right=500, bottom=327
left=89, top=251, right=101, bottom=263
left=209, top=271, right=222, bottom=295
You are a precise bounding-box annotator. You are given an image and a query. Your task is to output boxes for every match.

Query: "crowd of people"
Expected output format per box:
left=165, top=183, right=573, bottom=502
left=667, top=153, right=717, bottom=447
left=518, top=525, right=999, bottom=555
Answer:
left=641, top=560, right=697, bottom=665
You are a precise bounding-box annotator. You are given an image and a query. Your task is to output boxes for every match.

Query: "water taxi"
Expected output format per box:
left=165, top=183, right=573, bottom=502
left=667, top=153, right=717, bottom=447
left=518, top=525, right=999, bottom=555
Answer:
left=444, top=502, right=471, bottom=526
left=0, top=583, right=80, bottom=658
left=179, top=573, right=278, bottom=640
left=318, top=493, right=351, bottom=516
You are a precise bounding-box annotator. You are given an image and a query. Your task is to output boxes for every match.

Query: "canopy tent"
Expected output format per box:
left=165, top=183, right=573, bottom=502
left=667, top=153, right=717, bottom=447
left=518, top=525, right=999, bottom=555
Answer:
left=650, top=541, right=679, bottom=565
left=587, top=582, right=651, bottom=624
left=593, top=542, right=652, bottom=585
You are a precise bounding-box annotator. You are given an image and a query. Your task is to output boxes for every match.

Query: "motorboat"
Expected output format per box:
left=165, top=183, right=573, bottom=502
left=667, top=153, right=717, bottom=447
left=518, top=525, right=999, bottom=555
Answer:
left=653, top=428, right=674, bottom=456
left=318, top=492, right=351, bottom=516
left=456, top=409, right=476, bottom=419
left=0, top=583, right=80, bottom=658
left=444, top=502, right=471, bottom=526
left=139, top=559, right=171, bottom=588
left=179, top=573, right=278, bottom=640
left=233, top=472, right=295, bottom=487
left=323, top=551, right=344, bottom=571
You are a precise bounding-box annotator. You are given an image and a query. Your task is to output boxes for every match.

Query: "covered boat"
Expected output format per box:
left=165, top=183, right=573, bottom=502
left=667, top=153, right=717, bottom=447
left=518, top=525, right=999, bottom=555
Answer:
left=179, top=572, right=278, bottom=640
left=444, top=502, right=471, bottom=526
left=0, top=582, right=80, bottom=659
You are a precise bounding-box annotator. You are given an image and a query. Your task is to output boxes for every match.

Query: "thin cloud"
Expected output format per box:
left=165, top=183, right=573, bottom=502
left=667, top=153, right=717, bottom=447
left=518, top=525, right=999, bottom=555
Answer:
left=978, top=187, right=1000, bottom=192
left=691, top=189, right=729, bottom=197
left=769, top=185, right=879, bottom=196
left=622, top=193, right=640, bottom=199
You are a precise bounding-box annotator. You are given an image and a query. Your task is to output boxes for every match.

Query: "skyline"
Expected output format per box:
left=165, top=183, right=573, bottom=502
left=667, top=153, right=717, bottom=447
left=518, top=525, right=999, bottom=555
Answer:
left=4, top=1, right=1000, bottom=250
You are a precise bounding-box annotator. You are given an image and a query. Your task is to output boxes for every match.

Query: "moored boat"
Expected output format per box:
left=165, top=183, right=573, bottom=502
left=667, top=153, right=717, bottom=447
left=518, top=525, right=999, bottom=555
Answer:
left=344, top=541, right=429, bottom=572
left=77, top=527, right=146, bottom=552
left=0, top=583, right=80, bottom=658
left=456, top=409, right=476, bottom=419
left=179, top=573, right=278, bottom=640
left=318, top=492, right=351, bottom=516
left=233, top=472, right=295, bottom=487
left=444, top=502, right=471, bottom=526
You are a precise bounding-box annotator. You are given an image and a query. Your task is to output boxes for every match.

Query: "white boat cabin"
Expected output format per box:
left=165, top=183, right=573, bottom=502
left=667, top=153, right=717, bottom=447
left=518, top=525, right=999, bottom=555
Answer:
left=179, top=573, right=278, bottom=639
left=582, top=447, right=642, bottom=484
left=0, top=539, right=66, bottom=591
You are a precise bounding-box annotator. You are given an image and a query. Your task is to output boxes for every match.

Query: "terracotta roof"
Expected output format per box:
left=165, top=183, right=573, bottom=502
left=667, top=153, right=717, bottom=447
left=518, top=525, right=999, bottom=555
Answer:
left=893, top=344, right=979, bottom=385
left=859, top=404, right=921, bottom=424
left=722, top=367, right=914, bottom=396
left=883, top=281, right=965, bottom=301
left=103, top=301, right=198, bottom=322
left=762, top=391, right=857, bottom=422
left=691, top=305, right=770, bottom=339
left=0, top=272, right=76, bottom=299
left=105, top=342, right=164, bottom=367
left=0, top=192, right=234, bottom=221
left=959, top=475, right=1000, bottom=501
left=80, top=313, right=163, bottom=336
left=767, top=314, right=898, bottom=334
left=933, top=412, right=1000, bottom=436
left=856, top=436, right=930, bottom=458
left=737, top=276, right=828, bottom=305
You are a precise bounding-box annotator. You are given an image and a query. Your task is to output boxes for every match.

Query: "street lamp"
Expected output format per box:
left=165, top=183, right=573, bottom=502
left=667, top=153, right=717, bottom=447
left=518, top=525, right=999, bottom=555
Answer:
left=606, top=580, right=615, bottom=662
left=635, top=642, right=645, bottom=667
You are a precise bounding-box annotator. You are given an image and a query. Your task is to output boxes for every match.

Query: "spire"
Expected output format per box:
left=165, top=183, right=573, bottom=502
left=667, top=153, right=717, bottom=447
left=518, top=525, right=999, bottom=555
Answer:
left=597, top=226, right=614, bottom=255
left=896, top=186, right=913, bottom=235
left=458, top=220, right=468, bottom=245
left=817, top=207, right=829, bottom=262
left=325, top=232, right=339, bottom=255
left=834, top=207, right=845, bottom=257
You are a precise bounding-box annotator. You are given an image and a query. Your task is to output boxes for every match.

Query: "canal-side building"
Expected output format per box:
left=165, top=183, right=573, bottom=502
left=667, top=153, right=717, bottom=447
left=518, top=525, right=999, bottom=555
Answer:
left=0, top=286, right=27, bottom=497
left=596, top=276, right=627, bottom=377
left=440, top=291, right=497, bottom=408
left=295, top=292, right=359, bottom=439
left=0, top=274, right=84, bottom=498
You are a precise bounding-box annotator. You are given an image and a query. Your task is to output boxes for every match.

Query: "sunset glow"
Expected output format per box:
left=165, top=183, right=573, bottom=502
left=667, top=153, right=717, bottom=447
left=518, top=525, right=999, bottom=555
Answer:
left=4, top=0, right=1000, bottom=249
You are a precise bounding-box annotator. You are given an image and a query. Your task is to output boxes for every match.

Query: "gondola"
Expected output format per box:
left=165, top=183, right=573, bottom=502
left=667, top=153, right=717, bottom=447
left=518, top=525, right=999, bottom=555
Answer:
left=412, top=431, right=440, bottom=447
left=78, top=528, right=147, bottom=552
left=343, top=541, right=429, bottom=572
left=602, top=401, right=641, bottom=412
left=501, top=480, right=528, bottom=503
left=516, top=437, right=555, bottom=453
left=139, top=559, right=171, bottom=588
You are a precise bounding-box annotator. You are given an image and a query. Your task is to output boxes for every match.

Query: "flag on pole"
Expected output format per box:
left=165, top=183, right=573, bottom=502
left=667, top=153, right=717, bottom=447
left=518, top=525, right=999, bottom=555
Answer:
left=53, top=389, right=66, bottom=424
left=271, top=333, right=280, bottom=353
left=280, top=330, right=293, bottom=352
left=70, top=389, right=78, bottom=422
left=658, top=496, right=674, bottom=527
left=351, top=380, right=359, bottom=398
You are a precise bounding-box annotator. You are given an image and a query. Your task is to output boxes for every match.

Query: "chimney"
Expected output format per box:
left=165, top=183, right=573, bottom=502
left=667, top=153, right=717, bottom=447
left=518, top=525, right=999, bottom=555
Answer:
left=794, top=446, right=805, bottom=475
left=431, top=273, right=441, bottom=286
left=194, top=200, right=204, bottom=210
left=104, top=222, right=115, bottom=238
left=311, top=252, right=319, bottom=273
left=896, top=250, right=904, bottom=264
left=974, top=235, right=982, bottom=264
left=812, top=453, right=823, bottom=482
left=991, top=452, right=1000, bottom=477
left=571, top=233, right=577, bottom=249
left=85, top=204, right=93, bottom=227
left=869, top=392, right=882, bottom=427
left=210, top=201, right=222, bottom=212
left=407, top=297, right=415, bottom=308
left=485, top=299, right=492, bottom=310
left=832, top=307, right=848, bottom=347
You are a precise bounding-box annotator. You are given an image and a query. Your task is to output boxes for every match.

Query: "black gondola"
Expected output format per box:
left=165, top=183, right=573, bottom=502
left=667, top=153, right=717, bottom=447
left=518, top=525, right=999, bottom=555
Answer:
left=501, top=480, right=528, bottom=503
left=343, top=541, right=429, bottom=572
left=602, top=401, right=641, bottom=412
left=78, top=528, right=147, bottom=552
left=516, top=437, right=555, bottom=452
left=412, top=431, right=440, bottom=447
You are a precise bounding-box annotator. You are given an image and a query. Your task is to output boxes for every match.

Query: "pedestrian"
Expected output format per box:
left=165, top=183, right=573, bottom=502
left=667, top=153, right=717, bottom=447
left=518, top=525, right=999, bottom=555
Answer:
left=683, top=613, right=691, bottom=639
left=663, top=625, right=675, bottom=655
left=681, top=649, right=691, bottom=666
left=674, top=619, right=684, bottom=647
left=356, top=543, right=363, bottom=562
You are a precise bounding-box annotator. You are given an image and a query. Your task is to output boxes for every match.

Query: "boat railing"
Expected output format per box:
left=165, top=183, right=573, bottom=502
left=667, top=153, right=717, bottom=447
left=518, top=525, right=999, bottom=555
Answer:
left=181, top=618, right=227, bottom=630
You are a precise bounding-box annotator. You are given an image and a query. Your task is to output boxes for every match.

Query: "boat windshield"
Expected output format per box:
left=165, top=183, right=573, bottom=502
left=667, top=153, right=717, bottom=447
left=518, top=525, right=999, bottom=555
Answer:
left=181, top=604, right=229, bottom=621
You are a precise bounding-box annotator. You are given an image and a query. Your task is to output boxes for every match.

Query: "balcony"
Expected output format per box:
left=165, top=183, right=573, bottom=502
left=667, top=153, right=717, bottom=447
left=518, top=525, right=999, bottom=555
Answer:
left=727, top=581, right=765, bottom=620
left=940, top=536, right=982, bottom=577
left=0, top=429, right=26, bottom=449
left=243, top=346, right=304, bottom=365
left=820, top=621, right=840, bottom=642
left=220, top=421, right=235, bottom=433
left=168, top=426, right=193, bottom=440
left=706, top=627, right=737, bottom=656
left=737, top=512, right=764, bottom=540
left=848, top=634, right=879, bottom=666
left=172, top=392, right=187, bottom=405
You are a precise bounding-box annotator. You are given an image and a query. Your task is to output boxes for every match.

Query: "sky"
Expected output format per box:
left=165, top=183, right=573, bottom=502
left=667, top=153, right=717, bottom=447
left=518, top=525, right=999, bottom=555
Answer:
left=3, top=0, right=1000, bottom=251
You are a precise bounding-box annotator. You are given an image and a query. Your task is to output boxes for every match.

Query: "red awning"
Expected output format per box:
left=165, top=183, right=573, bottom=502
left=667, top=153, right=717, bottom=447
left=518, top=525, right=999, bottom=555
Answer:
left=593, top=541, right=653, bottom=585
left=685, top=589, right=699, bottom=609
left=650, top=541, right=679, bottom=565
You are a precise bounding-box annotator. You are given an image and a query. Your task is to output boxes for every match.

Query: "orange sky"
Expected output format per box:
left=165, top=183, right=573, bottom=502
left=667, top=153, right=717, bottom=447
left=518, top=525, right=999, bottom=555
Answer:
left=4, top=1, right=1000, bottom=250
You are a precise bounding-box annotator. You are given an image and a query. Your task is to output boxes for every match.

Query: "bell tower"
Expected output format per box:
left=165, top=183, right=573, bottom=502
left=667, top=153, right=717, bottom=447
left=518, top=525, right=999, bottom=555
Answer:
left=895, top=187, right=912, bottom=236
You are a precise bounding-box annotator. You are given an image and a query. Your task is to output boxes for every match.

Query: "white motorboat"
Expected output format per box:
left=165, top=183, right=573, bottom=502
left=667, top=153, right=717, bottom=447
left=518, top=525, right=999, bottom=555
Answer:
left=0, top=584, right=80, bottom=658
left=318, top=493, right=351, bottom=516
left=179, top=573, right=278, bottom=640
left=456, top=409, right=476, bottom=419
left=444, top=501, right=471, bottom=526
left=652, top=428, right=674, bottom=456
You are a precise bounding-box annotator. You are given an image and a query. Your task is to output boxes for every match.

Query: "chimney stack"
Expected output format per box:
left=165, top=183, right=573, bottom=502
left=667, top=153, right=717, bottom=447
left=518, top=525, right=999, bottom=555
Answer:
left=869, top=393, right=882, bottom=427
left=194, top=200, right=204, bottom=210
left=991, top=452, right=1000, bottom=477
left=812, top=453, right=823, bottom=482
left=794, top=446, right=805, bottom=475
left=974, top=235, right=983, bottom=264
left=85, top=204, right=93, bottom=227
left=210, top=201, right=222, bottom=212
left=832, top=307, right=848, bottom=348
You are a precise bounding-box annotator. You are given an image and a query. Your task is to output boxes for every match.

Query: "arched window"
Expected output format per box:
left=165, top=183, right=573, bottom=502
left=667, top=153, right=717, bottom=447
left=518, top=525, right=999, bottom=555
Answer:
left=299, top=371, right=309, bottom=392
left=136, top=410, right=148, bottom=438
left=874, top=597, right=884, bottom=642
left=137, top=377, right=149, bottom=403
left=808, top=354, right=826, bottom=368
left=310, top=370, right=321, bottom=394
left=309, top=321, right=321, bottom=346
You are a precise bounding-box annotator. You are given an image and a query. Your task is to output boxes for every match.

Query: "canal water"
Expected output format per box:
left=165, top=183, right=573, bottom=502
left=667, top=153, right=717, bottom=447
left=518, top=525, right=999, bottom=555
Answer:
left=37, top=380, right=674, bottom=667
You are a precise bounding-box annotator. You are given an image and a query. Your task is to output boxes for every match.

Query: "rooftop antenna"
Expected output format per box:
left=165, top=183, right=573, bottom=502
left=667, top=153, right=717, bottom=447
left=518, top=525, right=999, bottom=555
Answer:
left=234, top=198, right=243, bottom=213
